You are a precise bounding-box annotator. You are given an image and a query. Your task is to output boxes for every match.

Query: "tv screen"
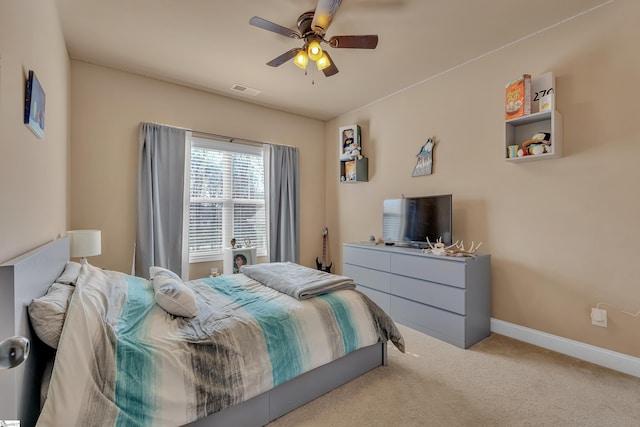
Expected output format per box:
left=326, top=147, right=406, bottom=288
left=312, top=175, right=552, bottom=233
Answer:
left=382, top=195, right=452, bottom=246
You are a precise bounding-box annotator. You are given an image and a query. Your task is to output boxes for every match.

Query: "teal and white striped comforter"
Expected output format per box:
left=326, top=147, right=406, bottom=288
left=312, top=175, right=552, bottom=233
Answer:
left=37, top=264, right=404, bottom=427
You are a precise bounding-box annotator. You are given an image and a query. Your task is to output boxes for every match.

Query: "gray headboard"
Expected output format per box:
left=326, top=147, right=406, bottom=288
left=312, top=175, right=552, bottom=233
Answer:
left=0, top=238, right=69, bottom=426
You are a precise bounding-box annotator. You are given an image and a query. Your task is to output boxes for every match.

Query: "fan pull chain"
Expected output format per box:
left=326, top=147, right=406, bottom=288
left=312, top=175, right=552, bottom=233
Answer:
left=304, top=67, right=315, bottom=85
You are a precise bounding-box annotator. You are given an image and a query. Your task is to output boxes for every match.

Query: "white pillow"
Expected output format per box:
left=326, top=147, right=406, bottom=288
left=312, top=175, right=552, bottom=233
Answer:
left=56, top=261, right=82, bottom=285
left=149, top=266, right=182, bottom=281
left=28, top=283, right=75, bottom=348
left=150, top=267, right=198, bottom=318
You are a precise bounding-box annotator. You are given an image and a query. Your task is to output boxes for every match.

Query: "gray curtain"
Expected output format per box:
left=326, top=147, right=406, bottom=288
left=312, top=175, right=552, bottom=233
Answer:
left=135, top=123, right=187, bottom=278
left=268, top=145, right=300, bottom=263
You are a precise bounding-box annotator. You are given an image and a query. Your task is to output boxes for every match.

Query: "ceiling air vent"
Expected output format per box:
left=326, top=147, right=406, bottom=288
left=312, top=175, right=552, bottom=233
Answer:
left=231, top=84, right=260, bottom=96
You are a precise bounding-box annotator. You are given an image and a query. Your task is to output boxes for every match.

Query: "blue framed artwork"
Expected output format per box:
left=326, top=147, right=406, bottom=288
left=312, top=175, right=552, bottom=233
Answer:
left=24, top=70, right=45, bottom=139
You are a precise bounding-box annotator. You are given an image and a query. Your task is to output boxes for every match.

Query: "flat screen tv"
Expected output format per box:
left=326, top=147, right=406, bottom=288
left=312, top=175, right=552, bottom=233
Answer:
left=382, top=194, right=452, bottom=247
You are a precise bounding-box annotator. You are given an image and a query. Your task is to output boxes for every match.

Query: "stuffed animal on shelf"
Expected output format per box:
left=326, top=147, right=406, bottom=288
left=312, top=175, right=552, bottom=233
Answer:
left=340, top=141, right=362, bottom=161
left=518, top=132, right=551, bottom=157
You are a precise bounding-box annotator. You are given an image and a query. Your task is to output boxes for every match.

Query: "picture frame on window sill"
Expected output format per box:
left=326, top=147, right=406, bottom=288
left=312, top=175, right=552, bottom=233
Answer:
left=233, top=248, right=254, bottom=273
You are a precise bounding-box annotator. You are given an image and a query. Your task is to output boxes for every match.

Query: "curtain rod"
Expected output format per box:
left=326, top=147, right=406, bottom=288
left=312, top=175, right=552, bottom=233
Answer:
left=191, top=130, right=267, bottom=147
left=142, top=122, right=293, bottom=148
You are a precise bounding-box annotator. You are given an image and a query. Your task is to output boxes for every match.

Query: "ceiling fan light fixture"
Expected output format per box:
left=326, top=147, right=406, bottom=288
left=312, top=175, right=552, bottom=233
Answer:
left=294, top=49, right=309, bottom=69
left=307, top=38, right=323, bottom=62
left=251, top=2, right=378, bottom=78
left=316, top=52, right=331, bottom=71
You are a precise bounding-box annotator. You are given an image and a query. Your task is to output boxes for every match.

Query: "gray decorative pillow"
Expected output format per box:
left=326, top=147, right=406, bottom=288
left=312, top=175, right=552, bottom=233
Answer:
left=28, top=283, right=75, bottom=348
left=150, top=267, right=198, bottom=318
left=56, top=261, right=82, bottom=285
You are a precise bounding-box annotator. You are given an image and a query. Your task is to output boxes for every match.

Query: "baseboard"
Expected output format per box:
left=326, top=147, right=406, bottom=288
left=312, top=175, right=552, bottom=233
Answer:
left=490, top=318, right=640, bottom=378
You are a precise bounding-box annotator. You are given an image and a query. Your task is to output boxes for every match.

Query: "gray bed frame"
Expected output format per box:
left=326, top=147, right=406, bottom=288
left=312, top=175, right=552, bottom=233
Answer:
left=0, top=238, right=69, bottom=426
left=0, top=238, right=387, bottom=427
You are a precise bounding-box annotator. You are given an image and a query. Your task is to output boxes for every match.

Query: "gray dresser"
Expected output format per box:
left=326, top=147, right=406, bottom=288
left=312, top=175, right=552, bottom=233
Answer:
left=343, top=243, right=491, bottom=349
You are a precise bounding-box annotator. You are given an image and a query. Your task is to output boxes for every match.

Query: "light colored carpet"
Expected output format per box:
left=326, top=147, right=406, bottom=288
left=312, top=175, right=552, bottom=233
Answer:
left=268, top=324, right=640, bottom=426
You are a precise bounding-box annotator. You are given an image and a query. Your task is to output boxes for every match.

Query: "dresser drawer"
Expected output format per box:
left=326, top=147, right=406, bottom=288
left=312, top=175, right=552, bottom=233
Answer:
left=343, top=243, right=491, bottom=349
left=391, top=275, right=466, bottom=315
left=390, top=296, right=466, bottom=348
left=344, top=264, right=390, bottom=293
left=390, top=253, right=466, bottom=288
left=344, top=245, right=390, bottom=271
left=357, top=286, right=390, bottom=314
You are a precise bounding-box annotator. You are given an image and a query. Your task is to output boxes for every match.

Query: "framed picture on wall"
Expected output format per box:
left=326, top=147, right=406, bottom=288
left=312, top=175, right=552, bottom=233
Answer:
left=233, top=248, right=254, bottom=273
left=24, top=70, right=46, bottom=139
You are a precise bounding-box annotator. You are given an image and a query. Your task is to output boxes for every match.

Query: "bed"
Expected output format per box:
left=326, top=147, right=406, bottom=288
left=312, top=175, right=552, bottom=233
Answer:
left=0, top=238, right=404, bottom=427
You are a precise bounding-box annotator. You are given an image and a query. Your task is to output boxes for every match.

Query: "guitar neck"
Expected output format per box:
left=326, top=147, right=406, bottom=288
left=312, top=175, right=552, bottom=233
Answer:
left=322, top=235, right=327, bottom=265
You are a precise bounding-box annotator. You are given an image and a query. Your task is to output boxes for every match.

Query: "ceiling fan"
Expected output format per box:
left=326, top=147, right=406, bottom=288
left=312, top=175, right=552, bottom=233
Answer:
left=249, top=0, right=379, bottom=77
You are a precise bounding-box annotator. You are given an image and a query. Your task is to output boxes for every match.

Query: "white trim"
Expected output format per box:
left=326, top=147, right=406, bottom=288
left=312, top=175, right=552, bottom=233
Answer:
left=263, top=145, right=272, bottom=262
left=491, top=318, right=640, bottom=378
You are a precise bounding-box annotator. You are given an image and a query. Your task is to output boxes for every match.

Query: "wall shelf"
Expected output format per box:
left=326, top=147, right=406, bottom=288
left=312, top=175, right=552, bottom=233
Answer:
left=340, top=157, right=368, bottom=182
left=339, top=124, right=368, bottom=182
left=504, top=72, right=563, bottom=162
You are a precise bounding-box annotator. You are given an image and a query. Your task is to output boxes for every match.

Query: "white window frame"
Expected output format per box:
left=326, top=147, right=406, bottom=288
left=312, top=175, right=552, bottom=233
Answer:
left=188, top=137, right=267, bottom=263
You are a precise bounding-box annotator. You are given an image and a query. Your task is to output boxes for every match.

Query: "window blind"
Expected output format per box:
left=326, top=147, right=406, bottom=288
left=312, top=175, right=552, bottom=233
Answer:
left=189, top=138, right=266, bottom=262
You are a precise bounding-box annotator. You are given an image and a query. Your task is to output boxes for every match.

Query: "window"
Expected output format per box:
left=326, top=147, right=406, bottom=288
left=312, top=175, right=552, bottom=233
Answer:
left=189, top=137, right=267, bottom=262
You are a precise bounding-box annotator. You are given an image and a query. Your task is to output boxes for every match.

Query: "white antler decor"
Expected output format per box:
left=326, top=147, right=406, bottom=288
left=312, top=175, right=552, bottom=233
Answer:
left=422, top=238, right=482, bottom=258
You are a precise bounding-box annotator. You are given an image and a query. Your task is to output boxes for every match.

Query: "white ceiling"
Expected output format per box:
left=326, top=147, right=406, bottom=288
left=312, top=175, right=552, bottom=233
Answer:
left=55, top=0, right=608, bottom=121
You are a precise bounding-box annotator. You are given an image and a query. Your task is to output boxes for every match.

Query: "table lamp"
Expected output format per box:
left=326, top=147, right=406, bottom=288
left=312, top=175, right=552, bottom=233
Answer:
left=67, top=229, right=102, bottom=264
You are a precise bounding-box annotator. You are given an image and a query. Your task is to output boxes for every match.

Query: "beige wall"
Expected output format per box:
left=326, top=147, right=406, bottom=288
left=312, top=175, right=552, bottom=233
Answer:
left=69, top=61, right=325, bottom=278
left=0, top=0, right=70, bottom=263
left=325, top=0, right=640, bottom=357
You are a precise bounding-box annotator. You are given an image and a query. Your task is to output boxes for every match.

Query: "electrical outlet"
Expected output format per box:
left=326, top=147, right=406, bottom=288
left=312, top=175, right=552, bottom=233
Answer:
left=591, top=308, right=607, bottom=327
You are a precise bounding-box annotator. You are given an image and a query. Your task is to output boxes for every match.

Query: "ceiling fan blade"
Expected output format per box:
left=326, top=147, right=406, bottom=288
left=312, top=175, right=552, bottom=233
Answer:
left=328, top=35, right=379, bottom=49
left=321, top=51, right=339, bottom=77
left=266, top=48, right=301, bottom=67
left=250, top=16, right=300, bottom=39
left=312, top=0, right=343, bottom=35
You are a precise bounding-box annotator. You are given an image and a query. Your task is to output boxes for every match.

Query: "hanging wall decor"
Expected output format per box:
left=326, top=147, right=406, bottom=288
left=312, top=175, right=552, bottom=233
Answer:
left=24, top=70, right=46, bottom=139
left=412, top=137, right=436, bottom=177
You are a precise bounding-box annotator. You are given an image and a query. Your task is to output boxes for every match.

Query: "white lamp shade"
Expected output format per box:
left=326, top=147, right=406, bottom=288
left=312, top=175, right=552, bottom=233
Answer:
left=67, top=230, right=102, bottom=258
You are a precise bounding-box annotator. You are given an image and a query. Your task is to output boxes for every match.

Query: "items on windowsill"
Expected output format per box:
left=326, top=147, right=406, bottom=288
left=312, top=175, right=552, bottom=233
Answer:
left=230, top=238, right=236, bottom=249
